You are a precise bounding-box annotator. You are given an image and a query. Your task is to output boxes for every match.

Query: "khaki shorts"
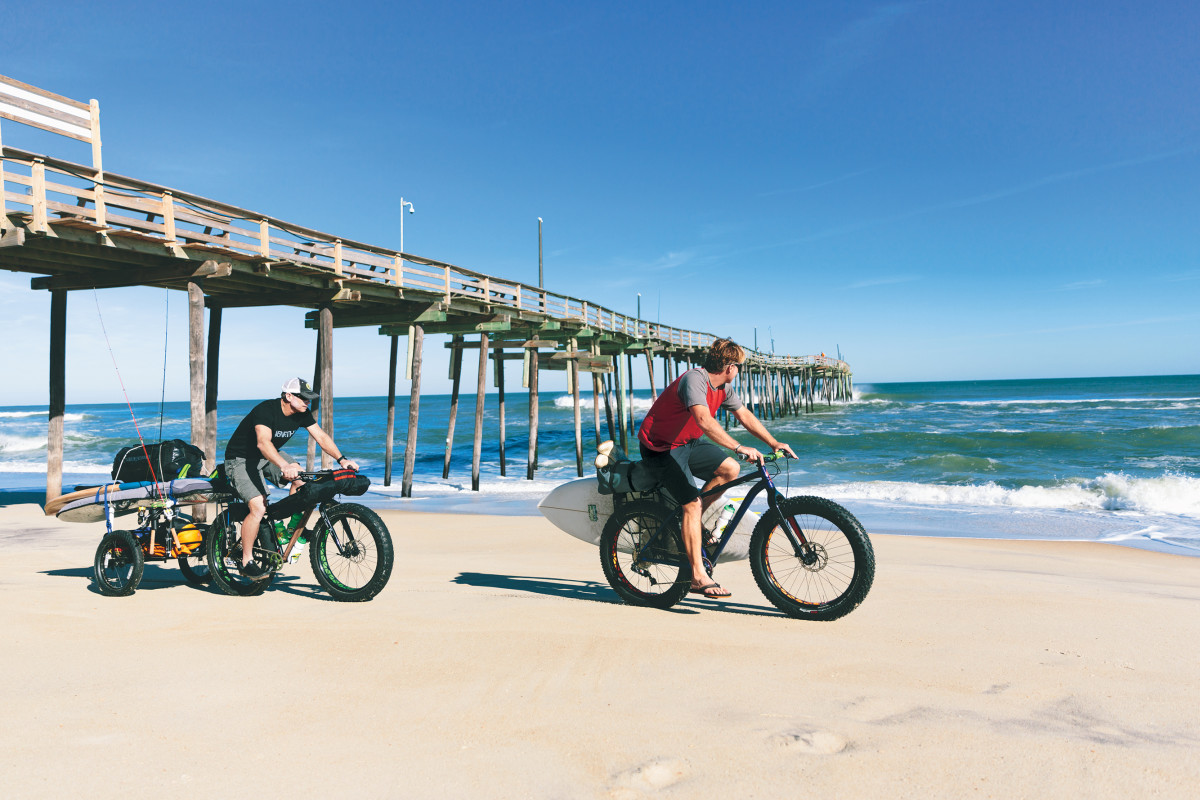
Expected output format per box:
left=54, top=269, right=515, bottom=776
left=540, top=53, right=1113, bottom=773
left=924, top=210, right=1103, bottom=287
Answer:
left=226, top=455, right=298, bottom=503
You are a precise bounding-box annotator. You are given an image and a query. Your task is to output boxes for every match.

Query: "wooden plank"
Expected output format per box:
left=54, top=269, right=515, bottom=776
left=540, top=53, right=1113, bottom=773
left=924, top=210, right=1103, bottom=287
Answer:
left=30, top=259, right=231, bottom=291
left=0, top=74, right=90, bottom=111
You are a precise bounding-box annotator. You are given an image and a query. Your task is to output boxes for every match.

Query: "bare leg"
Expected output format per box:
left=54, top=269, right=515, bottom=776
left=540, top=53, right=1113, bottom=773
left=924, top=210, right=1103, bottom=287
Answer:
left=241, top=495, right=267, bottom=567
left=699, top=457, right=741, bottom=516
left=681, top=497, right=705, bottom=585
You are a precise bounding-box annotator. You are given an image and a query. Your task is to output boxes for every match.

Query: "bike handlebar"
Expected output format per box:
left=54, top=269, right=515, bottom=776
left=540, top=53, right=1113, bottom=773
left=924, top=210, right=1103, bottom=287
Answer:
left=297, top=468, right=359, bottom=480
left=736, top=449, right=793, bottom=463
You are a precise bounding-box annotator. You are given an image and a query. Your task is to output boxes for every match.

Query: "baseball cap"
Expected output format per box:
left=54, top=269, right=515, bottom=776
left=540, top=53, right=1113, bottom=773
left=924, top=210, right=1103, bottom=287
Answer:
left=282, top=377, right=320, bottom=402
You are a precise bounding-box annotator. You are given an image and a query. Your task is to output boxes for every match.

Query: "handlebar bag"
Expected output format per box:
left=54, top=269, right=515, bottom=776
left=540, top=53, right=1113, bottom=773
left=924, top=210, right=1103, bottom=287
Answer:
left=266, top=469, right=371, bottom=519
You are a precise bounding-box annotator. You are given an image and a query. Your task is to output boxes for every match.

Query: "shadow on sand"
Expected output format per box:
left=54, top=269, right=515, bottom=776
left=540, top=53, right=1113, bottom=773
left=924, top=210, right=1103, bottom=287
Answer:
left=452, top=571, right=784, bottom=618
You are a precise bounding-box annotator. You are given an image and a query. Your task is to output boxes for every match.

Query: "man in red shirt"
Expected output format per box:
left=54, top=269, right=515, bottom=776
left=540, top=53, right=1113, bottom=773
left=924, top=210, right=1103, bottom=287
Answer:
left=638, top=338, right=796, bottom=599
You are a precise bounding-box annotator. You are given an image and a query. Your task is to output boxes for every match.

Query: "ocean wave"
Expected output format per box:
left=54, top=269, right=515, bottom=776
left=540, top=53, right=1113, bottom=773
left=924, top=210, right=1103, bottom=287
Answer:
left=0, top=411, right=88, bottom=421
left=0, top=459, right=110, bottom=474
left=808, top=472, right=1200, bottom=518
left=552, top=395, right=654, bottom=411
left=0, top=434, right=46, bottom=453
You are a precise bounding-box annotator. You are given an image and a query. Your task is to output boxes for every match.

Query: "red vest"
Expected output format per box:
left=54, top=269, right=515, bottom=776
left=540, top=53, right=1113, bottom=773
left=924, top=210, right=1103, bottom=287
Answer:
left=638, top=369, right=728, bottom=452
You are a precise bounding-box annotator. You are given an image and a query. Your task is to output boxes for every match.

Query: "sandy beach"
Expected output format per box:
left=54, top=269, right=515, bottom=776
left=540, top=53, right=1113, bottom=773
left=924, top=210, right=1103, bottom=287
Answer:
left=2, top=503, right=1197, bottom=799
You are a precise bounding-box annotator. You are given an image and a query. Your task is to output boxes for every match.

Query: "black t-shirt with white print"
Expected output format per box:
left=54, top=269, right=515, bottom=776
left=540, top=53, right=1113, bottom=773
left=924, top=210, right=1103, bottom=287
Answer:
left=224, top=398, right=316, bottom=461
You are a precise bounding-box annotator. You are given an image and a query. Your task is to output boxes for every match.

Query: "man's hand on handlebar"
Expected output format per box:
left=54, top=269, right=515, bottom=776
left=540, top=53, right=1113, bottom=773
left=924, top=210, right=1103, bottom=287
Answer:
left=281, top=462, right=302, bottom=482
left=773, top=443, right=798, bottom=459
left=734, top=444, right=766, bottom=465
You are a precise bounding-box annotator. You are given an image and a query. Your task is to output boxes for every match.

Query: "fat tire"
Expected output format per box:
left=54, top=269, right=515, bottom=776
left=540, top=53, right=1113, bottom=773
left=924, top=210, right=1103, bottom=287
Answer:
left=206, top=516, right=270, bottom=597
left=749, top=496, right=874, bottom=621
left=94, top=530, right=144, bottom=597
left=599, top=499, right=691, bottom=609
left=177, top=553, right=211, bottom=586
left=308, top=503, right=394, bottom=602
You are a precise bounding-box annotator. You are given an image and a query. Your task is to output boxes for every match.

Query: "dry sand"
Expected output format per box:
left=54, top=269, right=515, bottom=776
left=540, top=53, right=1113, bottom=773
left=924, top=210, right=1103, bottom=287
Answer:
left=1, top=503, right=1198, bottom=799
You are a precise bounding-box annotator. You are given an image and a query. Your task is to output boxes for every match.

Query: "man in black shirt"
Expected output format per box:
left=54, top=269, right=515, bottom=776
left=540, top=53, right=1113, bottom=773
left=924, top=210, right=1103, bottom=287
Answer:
left=224, top=378, right=358, bottom=579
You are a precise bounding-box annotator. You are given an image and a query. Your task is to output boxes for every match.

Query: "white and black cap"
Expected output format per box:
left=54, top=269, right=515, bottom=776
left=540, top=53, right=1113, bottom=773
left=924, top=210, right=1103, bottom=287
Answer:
left=282, top=377, right=320, bottom=402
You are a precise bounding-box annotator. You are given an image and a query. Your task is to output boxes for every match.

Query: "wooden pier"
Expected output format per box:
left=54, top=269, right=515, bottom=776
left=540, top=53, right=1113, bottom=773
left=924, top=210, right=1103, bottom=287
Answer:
left=0, top=75, right=853, bottom=504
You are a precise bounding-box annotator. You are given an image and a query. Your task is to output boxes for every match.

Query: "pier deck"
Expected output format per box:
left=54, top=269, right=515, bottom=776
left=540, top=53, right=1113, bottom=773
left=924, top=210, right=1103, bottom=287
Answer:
left=0, top=74, right=852, bottom=502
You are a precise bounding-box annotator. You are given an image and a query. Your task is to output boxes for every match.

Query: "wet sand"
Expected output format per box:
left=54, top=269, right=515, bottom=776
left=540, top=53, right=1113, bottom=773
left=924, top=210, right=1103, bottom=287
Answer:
left=2, top=504, right=1198, bottom=798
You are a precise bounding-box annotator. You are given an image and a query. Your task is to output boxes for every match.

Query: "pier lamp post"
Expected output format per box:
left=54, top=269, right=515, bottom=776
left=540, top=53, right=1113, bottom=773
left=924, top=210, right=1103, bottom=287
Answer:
left=538, top=217, right=543, bottom=288
left=400, top=198, right=415, bottom=259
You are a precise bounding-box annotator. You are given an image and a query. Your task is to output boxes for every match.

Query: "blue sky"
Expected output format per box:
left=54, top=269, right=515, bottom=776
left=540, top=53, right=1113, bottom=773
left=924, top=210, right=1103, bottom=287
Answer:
left=2, top=0, right=1198, bottom=404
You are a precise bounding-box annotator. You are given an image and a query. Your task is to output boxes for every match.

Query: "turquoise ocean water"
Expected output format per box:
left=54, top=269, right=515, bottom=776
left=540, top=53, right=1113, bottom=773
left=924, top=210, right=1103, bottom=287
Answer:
left=2, top=374, right=1197, bottom=555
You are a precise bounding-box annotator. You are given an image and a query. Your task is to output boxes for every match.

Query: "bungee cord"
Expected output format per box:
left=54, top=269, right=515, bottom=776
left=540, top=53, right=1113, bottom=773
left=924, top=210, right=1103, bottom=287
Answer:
left=91, top=289, right=163, bottom=497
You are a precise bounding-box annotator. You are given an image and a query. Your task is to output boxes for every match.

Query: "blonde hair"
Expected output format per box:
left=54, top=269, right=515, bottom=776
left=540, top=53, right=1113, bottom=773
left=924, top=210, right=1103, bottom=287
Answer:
left=703, top=338, right=745, bottom=373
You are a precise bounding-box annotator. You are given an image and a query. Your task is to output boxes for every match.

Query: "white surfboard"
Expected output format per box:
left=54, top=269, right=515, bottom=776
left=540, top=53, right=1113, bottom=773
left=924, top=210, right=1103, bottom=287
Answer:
left=537, top=477, right=759, bottom=563
left=50, top=478, right=215, bottom=523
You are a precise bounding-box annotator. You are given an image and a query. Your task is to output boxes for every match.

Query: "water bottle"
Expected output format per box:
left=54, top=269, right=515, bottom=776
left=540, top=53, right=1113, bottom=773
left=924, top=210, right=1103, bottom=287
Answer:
left=715, top=502, right=736, bottom=536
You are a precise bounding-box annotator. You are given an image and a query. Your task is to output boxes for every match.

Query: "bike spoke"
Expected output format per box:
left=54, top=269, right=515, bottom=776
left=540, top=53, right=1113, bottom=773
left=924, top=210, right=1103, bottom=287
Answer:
left=765, top=515, right=856, bottom=606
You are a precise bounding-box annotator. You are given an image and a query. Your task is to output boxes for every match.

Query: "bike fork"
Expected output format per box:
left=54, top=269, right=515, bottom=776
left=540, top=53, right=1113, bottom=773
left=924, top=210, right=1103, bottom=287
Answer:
left=768, top=490, right=818, bottom=564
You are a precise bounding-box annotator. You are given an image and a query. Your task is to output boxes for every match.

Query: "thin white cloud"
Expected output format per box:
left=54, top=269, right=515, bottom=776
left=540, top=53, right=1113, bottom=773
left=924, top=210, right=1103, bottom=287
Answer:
left=804, top=3, right=925, bottom=96
left=735, top=144, right=1200, bottom=257
left=844, top=275, right=920, bottom=290
left=758, top=167, right=876, bottom=199
left=1056, top=279, right=1106, bottom=291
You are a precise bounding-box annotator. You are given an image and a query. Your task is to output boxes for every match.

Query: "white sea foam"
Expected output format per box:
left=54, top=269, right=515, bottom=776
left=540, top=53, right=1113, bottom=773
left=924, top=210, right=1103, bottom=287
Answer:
left=806, top=472, right=1200, bottom=518
left=0, top=411, right=87, bottom=421
left=0, top=434, right=46, bottom=453
left=0, top=459, right=109, bottom=474
left=926, top=396, right=1200, bottom=408
left=553, top=395, right=654, bottom=411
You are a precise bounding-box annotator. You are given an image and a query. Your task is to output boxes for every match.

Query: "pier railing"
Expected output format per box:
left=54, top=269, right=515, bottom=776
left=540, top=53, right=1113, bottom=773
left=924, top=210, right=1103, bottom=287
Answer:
left=1, top=144, right=850, bottom=372
left=1, top=146, right=724, bottom=347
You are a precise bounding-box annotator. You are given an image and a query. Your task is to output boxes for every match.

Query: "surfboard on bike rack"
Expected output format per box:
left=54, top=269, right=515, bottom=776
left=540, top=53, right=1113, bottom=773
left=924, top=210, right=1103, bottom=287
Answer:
left=537, top=477, right=758, bottom=563
left=47, top=478, right=216, bottom=523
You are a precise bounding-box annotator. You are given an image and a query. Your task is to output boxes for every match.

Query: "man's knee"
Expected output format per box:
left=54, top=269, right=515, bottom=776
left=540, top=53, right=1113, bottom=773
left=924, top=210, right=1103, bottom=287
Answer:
left=717, top=458, right=740, bottom=480
left=246, top=496, right=266, bottom=518
left=682, top=497, right=702, bottom=515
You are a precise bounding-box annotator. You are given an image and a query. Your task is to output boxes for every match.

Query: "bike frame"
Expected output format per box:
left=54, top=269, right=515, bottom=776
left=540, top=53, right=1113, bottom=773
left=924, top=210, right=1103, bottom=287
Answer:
left=242, top=472, right=360, bottom=563
left=649, top=455, right=812, bottom=565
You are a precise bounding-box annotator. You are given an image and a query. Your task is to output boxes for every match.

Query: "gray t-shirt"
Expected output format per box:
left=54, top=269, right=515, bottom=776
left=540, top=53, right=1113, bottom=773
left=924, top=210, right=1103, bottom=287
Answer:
left=677, top=368, right=744, bottom=412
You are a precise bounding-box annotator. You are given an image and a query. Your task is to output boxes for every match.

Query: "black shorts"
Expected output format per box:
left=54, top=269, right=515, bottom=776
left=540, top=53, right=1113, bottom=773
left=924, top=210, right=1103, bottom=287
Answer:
left=638, top=440, right=729, bottom=505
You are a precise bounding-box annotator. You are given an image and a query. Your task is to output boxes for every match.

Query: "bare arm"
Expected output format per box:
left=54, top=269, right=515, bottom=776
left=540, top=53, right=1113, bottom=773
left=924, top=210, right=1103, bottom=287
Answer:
left=306, top=423, right=359, bottom=471
left=689, top=403, right=741, bottom=449
left=255, top=424, right=301, bottom=481
left=731, top=407, right=796, bottom=459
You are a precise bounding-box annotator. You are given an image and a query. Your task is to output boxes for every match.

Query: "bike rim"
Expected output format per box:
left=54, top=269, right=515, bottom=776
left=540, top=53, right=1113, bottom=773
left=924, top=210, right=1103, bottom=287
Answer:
left=101, top=546, right=134, bottom=590
left=316, top=516, right=379, bottom=592
left=612, top=517, right=681, bottom=597
left=763, top=515, right=857, bottom=607
left=214, top=526, right=259, bottom=588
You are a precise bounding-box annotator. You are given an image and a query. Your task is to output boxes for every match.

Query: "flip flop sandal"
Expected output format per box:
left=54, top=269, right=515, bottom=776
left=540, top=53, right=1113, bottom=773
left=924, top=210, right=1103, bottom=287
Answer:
left=689, top=582, right=731, bottom=599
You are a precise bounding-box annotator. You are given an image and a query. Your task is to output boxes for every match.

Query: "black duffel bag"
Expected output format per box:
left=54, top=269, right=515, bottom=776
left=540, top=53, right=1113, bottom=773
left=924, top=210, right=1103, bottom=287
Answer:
left=596, top=459, right=658, bottom=495
left=111, top=439, right=204, bottom=483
